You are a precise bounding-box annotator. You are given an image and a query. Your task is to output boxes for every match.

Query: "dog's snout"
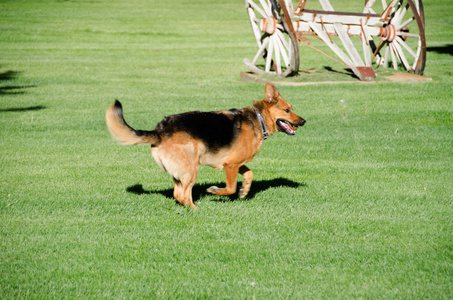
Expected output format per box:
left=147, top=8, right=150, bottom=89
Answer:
left=299, top=118, right=306, bottom=126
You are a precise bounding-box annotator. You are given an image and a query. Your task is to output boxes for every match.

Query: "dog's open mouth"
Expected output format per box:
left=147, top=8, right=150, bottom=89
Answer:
left=276, top=119, right=298, bottom=135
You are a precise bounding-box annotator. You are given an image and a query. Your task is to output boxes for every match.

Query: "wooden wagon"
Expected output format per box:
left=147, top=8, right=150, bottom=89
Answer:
left=244, top=0, right=426, bottom=80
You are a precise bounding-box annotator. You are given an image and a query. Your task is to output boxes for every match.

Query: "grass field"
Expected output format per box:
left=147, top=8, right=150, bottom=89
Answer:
left=1, top=0, right=452, bottom=298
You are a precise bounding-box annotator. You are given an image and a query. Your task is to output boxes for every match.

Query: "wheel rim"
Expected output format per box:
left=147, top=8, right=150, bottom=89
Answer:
left=245, top=0, right=299, bottom=76
left=370, top=0, right=426, bottom=74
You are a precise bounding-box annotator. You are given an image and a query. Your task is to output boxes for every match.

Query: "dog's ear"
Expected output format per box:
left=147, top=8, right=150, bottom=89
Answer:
left=264, top=83, right=280, bottom=103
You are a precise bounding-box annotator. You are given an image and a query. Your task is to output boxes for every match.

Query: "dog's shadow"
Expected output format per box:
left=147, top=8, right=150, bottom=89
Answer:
left=126, top=177, right=306, bottom=204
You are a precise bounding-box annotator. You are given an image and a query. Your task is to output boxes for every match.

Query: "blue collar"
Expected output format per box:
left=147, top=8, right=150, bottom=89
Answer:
left=254, top=108, right=268, bottom=140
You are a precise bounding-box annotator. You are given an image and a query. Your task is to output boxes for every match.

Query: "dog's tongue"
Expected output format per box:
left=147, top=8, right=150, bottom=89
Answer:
left=281, top=121, right=295, bottom=135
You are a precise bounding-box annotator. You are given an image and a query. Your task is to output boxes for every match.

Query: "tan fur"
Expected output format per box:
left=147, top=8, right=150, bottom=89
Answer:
left=106, top=84, right=305, bottom=209
left=106, top=104, right=160, bottom=145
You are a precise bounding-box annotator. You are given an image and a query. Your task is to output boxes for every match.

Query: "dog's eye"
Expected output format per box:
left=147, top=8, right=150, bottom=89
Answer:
left=284, top=109, right=291, bottom=113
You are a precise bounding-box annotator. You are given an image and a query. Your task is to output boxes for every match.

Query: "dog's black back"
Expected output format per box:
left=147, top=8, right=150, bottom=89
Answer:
left=154, top=110, right=244, bottom=152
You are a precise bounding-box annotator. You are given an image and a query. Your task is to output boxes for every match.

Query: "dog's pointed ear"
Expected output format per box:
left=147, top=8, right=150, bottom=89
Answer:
left=264, top=83, right=280, bottom=103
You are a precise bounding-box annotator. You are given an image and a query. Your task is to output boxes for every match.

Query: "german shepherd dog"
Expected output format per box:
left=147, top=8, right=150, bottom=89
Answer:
left=106, top=83, right=305, bottom=209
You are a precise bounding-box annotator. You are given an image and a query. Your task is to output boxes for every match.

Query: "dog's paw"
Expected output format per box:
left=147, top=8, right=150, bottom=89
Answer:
left=207, top=186, right=236, bottom=196
left=239, top=180, right=252, bottom=198
left=206, top=186, right=221, bottom=194
left=239, top=187, right=249, bottom=199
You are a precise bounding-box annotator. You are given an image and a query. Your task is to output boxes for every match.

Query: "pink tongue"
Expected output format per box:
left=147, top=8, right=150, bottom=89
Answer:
left=281, top=122, right=294, bottom=134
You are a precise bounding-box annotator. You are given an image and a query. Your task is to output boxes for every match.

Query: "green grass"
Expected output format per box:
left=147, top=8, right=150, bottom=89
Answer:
left=1, top=0, right=452, bottom=298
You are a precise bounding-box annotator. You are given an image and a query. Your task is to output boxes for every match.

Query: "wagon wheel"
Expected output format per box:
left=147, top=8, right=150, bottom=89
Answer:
left=365, top=0, right=426, bottom=74
left=244, top=0, right=299, bottom=76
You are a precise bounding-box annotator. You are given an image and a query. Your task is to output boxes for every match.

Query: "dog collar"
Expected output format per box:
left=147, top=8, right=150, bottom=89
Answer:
left=254, top=108, right=268, bottom=140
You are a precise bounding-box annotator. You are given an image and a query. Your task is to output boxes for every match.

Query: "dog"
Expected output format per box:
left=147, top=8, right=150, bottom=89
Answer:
left=106, top=83, right=305, bottom=209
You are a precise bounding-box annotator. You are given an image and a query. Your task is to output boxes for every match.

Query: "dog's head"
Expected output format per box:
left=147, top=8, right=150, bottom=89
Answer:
left=254, top=83, right=305, bottom=136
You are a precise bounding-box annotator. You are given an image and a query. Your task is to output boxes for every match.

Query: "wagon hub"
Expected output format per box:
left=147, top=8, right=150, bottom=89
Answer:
left=259, top=16, right=277, bottom=35
left=379, top=24, right=397, bottom=42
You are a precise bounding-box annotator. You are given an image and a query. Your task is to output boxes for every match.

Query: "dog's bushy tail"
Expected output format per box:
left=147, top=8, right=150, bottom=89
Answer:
left=106, top=100, right=161, bottom=146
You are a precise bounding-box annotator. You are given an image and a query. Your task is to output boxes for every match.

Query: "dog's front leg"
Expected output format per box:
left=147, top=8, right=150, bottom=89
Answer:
left=238, top=165, right=253, bottom=198
left=207, top=163, right=239, bottom=196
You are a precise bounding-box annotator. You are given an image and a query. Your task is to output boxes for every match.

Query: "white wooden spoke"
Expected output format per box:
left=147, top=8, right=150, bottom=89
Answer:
left=247, top=8, right=258, bottom=25
left=388, top=0, right=399, bottom=15
left=381, top=0, right=387, bottom=11
left=398, top=32, right=419, bottom=38
left=413, top=38, right=422, bottom=70
left=319, top=0, right=335, bottom=11
left=334, top=23, right=364, bottom=66
left=381, top=0, right=397, bottom=23
left=258, top=0, right=271, bottom=16
left=383, top=46, right=390, bottom=67
left=390, top=43, right=398, bottom=70
left=273, top=37, right=282, bottom=74
left=398, top=16, right=414, bottom=30
left=361, top=25, right=372, bottom=66
left=275, top=33, right=290, bottom=66
left=392, top=3, right=401, bottom=22
left=414, top=0, right=420, bottom=13
left=309, top=21, right=354, bottom=67
left=392, top=40, right=411, bottom=71
left=363, top=0, right=376, bottom=13
left=265, top=37, right=274, bottom=72
left=285, top=0, right=294, bottom=18
left=247, top=8, right=262, bottom=47
left=365, top=0, right=378, bottom=7
left=278, top=38, right=291, bottom=67
left=248, top=0, right=268, bottom=18
left=276, top=24, right=284, bottom=31
left=401, top=3, right=410, bottom=19
left=392, top=6, right=402, bottom=25
left=394, top=0, right=403, bottom=13
left=375, top=52, right=381, bottom=66
left=392, top=1, right=403, bottom=19
left=396, top=36, right=416, bottom=59
left=276, top=30, right=290, bottom=52
left=252, top=37, right=270, bottom=65
left=393, top=3, right=409, bottom=27
left=362, top=39, right=371, bottom=66
left=247, top=8, right=257, bottom=24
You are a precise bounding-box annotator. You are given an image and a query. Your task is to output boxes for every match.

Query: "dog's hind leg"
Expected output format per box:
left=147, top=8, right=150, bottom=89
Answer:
left=207, top=163, right=239, bottom=196
left=238, top=165, right=253, bottom=198
left=173, top=174, right=197, bottom=209
left=173, top=178, right=183, bottom=203
left=156, top=140, right=199, bottom=209
left=182, top=179, right=197, bottom=209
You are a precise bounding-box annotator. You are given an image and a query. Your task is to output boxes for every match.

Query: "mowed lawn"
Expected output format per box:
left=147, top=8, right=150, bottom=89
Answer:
left=1, top=0, right=452, bottom=298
